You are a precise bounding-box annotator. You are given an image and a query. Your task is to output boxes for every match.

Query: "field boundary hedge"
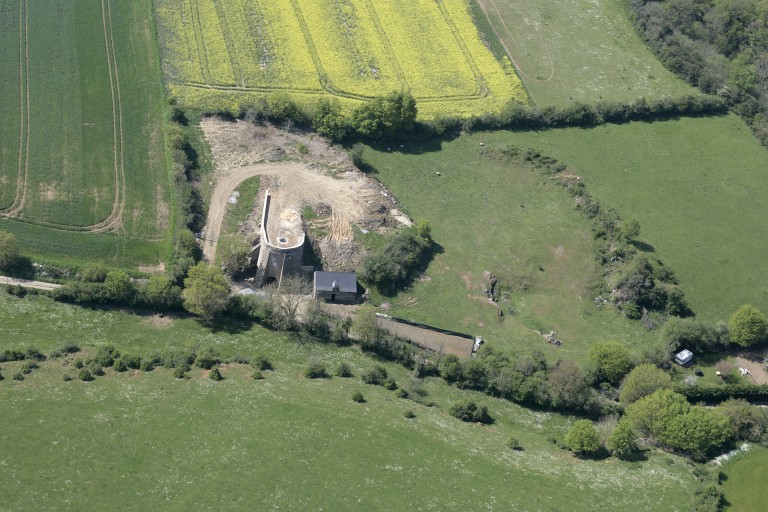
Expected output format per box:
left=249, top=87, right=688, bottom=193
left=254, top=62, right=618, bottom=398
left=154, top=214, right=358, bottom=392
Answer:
left=675, top=384, right=768, bottom=404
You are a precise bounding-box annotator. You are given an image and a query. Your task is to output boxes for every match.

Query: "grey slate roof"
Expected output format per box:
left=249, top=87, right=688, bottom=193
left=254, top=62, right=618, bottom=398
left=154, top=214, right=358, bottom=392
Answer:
left=314, top=271, right=357, bottom=293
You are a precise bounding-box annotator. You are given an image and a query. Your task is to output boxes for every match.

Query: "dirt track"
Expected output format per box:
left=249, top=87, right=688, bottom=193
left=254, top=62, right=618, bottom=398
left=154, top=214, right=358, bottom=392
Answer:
left=201, top=162, right=382, bottom=261
left=0, top=275, right=61, bottom=291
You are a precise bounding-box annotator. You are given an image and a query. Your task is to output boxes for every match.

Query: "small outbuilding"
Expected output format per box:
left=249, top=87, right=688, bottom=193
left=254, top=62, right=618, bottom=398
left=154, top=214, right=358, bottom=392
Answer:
left=314, top=271, right=358, bottom=303
left=675, top=349, right=693, bottom=366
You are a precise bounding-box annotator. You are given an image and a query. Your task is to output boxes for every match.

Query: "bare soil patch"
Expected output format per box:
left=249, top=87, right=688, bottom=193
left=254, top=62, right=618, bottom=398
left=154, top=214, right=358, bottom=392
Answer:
left=141, top=313, right=173, bottom=328
left=734, top=357, right=768, bottom=385
left=200, top=119, right=408, bottom=268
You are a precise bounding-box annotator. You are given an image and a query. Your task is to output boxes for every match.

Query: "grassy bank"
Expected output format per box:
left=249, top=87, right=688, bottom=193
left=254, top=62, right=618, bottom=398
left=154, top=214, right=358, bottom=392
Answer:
left=0, top=291, right=696, bottom=510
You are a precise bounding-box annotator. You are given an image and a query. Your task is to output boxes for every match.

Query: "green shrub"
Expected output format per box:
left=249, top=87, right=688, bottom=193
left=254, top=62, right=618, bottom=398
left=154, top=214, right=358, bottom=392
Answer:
left=121, top=354, right=142, bottom=370
left=209, top=367, right=224, bottom=381
left=252, top=371, right=265, bottom=380
left=81, top=264, right=108, bottom=283
left=12, top=372, right=24, bottom=381
left=607, top=420, right=638, bottom=459
left=194, top=347, right=221, bottom=370
left=140, top=358, right=156, bottom=372
left=335, top=362, right=353, bottom=378
left=20, top=361, right=38, bottom=374
left=88, top=363, right=105, bottom=377
left=395, top=388, right=409, bottom=399
left=252, top=355, right=273, bottom=371
left=58, top=343, right=81, bottom=355
left=352, top=391, right=366, bottom=403
left=564, top=420, right=602, bottom=456
left=506, top=437, right=521, bottom=450
left=62, top=374, right=73, bottom=382
left=73, top=359, right=85, bottom=369
left=361, top=365, right=388, bottom=386
left=403, top=409, right=416, bottom=419
left=0, top=370, right=3, bottom=381
left=93, top=345, right=119, bottom=368
left=113, top=358, right=128, bottom=372
left=0, top=349, right=26, bottom=363
left=384, top=377, right=398, bottom=390
left=25, top=347, right=46, bottom=361
left=448, top=401, right=493, bottom=424
left=360, top=228, right=432, bottom=293
left=173, top=366, right=188, bottom=379
left=304, top=361, right=329, bottom=379
left=78, top=369, right=94, bottom=382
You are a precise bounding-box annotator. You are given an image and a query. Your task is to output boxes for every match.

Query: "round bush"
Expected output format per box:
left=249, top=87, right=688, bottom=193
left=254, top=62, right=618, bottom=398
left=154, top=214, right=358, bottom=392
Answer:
left=252, top=371, right=265, bottom=380
left=395, top=388, right=409, bottom=399
left=448, top=400, right=493, bottom=424
left=12, top=372, right=24, bottom=381
left=173, top=366, right=188, bottom=380
left=507, top=437, right=522, bottom=450
left=113, top=358, right=128, bottom=372
left=77, top=369, right=94, bottom=382
left=252, top=355, right=273, bottom=371
left=88, top=363, right=105, bottom=377
left=352, top=391, right=365, bottom=403
left=62, top=374, right=73, bottom=382
left=21, top=361, right=38, bottom=374
left=304, top=361, right=329, bottom=379
left=384, top=377, right=398, bottom=390
left=403, top=409, right=416, bottom=419
left=335, top=362, right=353, bottom=378
left=361, top=365, right=388, bottom=386
left=209, top=367, right=223, bottom=381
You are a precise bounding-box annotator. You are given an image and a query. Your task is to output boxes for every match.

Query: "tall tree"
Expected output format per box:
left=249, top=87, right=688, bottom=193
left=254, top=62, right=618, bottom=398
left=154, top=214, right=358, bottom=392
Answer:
left=607, top=420, right=639, bottom=459
left=588, top=341, right=633, bottom=385
left=619, top=363, right=673, bottom=404
left=728, top=304, right=768, bottom=347
left=547, top=359, right=590, bottom=410
left=565, top=420, right=602, bottom=456
left=0, top=230, right=20, bottom=270
left=625, top=389, right=690, bottom=439
left=182, top=263, right=230, bottom=322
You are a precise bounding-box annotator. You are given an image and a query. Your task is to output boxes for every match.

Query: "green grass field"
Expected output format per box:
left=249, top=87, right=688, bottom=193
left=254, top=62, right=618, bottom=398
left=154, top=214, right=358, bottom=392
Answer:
left=360, top=138, right=656, bottom=363
left=0, top=291, right=697, bottom=510
left=721, top=446, right=768, bottom=511
left=471, top=0, right=694, bottom=106
left=479, top=114, right=768, bottom=322
left=361, top=114, right=768, bottom=353
left=0, top=0, right=171, bottom=267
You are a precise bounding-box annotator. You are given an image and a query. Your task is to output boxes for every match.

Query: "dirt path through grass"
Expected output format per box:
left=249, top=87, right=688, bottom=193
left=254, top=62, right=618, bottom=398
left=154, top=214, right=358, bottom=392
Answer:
left=734, top=357, right=768, bottom=385
left=0, top=275, right=61, bottom=291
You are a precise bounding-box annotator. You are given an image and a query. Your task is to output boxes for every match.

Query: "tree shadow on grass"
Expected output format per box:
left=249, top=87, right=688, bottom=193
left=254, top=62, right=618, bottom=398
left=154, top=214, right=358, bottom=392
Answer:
left=631, top=240, right=655, bottom=253
left=206, top=316, right=254, bottom=335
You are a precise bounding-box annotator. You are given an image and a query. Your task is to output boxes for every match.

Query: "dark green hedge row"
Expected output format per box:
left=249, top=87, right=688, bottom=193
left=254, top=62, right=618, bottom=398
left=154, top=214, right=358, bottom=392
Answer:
left=676, top=384, right=768, bottom=403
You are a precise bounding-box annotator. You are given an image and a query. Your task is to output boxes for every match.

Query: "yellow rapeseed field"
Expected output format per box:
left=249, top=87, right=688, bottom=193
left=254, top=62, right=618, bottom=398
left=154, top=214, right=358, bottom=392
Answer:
left=154, top=0, right=527, bottom=119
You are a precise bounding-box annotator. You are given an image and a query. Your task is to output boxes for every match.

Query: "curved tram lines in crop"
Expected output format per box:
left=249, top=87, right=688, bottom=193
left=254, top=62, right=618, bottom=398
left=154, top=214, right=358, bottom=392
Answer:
left=2, top=0, right=126, bottom=234
left=189, top=0, right=236, bottom=87
left=211, top=0, right=245, bottom=88
left=1, top=0, right=30, bottom=217
left=175, top=0, right=492, bottom=105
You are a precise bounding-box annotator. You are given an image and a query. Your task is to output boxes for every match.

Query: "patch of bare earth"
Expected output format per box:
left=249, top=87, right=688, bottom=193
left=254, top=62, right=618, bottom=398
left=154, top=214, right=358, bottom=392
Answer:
left=138, top=262, right=166, bottom=274
left=141, top=313, right=173, bottom=328
left=200, top=118, right=409, bottom=268
left=734, top=357, right=768, bottom=384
